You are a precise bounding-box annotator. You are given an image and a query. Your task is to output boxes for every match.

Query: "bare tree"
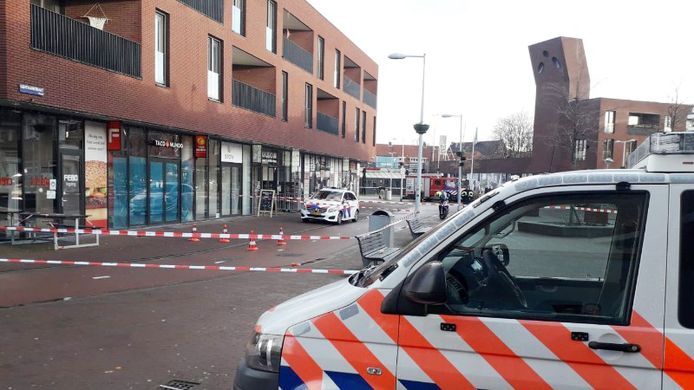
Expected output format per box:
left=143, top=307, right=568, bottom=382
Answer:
left=493, top=111, right=533, bottom=158
left=667, top=87, right=689, bottom=131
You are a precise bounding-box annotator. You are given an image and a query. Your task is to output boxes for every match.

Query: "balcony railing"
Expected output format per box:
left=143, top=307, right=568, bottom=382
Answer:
left=343, top=77, right=360, bottom=100
left=233, top=79, right=276, bottom=117
left=31, top=4, right=141, bottom=78
left=283, top=38, right=313, bottom=74
left=177, top=0, right=224, bottom=23
left=627, top=124, right=660, bottom=136
left=317, top=112, right=339, bottom=135
left=363, top=89, right=377, bottom=109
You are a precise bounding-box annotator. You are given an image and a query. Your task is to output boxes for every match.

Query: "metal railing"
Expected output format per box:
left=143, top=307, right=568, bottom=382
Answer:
left=177, top=0, right=224, bottom=23
left=31, top=4, right=141, bottom=78
left=283, top=38, right=313, bottom=74
left=363, top=89, right=377, bottom=108
left=343, top=77, right=360, bottom=100
left=233, top=79, right=276, bottom=117
left=317, top=112, right=339, bottom=135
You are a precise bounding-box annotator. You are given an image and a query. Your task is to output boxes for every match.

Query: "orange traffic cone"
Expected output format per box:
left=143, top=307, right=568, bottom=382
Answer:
left=219, top=224, right=230, bottom=243
left=188, top=223, right=200, bottom=242
left=277, top=227, right=287, bottom=246
left=247, top=230, right=258, bottom=251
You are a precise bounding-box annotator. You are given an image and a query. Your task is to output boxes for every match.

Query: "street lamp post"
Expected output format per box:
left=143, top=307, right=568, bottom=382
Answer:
left=389, top=52, right=427, bottom=214
left=442, top=114, right=464, bottom=210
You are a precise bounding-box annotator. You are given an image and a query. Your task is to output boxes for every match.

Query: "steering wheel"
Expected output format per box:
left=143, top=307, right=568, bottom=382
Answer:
left=480, top=248, right=527, bottom=308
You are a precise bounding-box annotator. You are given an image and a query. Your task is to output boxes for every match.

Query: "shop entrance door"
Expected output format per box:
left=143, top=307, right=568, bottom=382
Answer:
left=221, top=164, right=242, bottom=216
left=59, top=150, right=83, bottom=224
left=149, top=159, right=180, bottom=224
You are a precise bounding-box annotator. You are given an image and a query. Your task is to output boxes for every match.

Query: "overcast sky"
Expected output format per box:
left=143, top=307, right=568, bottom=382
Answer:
left=307, top=0, right=694, bottom=147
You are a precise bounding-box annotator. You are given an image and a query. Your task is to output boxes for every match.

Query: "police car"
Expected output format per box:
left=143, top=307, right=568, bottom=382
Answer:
left=235, top=132, right=694, bottom=389
left=299, top=188, right=359, bottom=224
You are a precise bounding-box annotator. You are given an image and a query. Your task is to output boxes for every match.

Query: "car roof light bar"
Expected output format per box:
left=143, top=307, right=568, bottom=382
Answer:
left=627, top=132, right=694, bottom=172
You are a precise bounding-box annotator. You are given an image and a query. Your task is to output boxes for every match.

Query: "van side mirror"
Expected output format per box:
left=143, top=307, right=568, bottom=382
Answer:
left=403, top=262, right=447, bottom=305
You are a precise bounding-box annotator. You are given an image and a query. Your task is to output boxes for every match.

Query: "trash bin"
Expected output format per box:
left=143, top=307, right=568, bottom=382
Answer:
left=385, top=188, right=392, bottom=201
left=369, top=210, right=395, bottom=247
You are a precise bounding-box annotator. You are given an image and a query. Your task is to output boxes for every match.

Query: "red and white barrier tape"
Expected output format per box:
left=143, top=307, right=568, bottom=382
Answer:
left=0, top=226, right=353, bottom=240
left=0, top=258, right=358, bottom=275
left=544, top=205, right=618, bottom=214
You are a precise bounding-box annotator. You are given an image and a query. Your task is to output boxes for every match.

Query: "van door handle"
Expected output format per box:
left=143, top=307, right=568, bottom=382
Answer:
left=588, top=341, right=640, bottom=353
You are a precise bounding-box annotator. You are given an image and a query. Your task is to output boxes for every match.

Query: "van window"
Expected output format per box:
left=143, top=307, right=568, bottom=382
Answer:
left=678, top=191, right=694, bottom=328
left=432, top=192, right=648, bottom=325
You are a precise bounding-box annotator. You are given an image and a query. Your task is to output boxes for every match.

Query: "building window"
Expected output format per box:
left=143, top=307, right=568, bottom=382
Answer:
left=281, top=71, right=288, bottom=122
left=361, top=110, right=366, bottom=143
left=665, top=115, right=673, bottom=132
left=354, top=108, right=359, bottom=143
left=208, top=36, right=222, bottom=101
left=155, top=10, right=168, bottom=86
left=317, top=36, right=325, bottom=80
left=232, top=0, right=245, bottom=35
left=372, top=116, right=376, bottom=147
left=574, top=139, right=587, bottom=161
left=334, top=49, right=341, bottom=89
left=603, top=138, right=614, bottom=160
left=266, top=0, right=277, bottom=53
left=604, top=110, right=615, bottom=133
left=304, top=83, right=313, bottom=128
left=341, top=101, right=346, bottom=138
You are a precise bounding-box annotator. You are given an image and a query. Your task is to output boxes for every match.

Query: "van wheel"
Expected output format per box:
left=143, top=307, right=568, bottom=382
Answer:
left=352, top=210, right=359, bottom=222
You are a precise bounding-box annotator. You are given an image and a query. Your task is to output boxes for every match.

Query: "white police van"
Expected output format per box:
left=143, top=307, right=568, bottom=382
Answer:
left=235, top=132, right=694, bottom=389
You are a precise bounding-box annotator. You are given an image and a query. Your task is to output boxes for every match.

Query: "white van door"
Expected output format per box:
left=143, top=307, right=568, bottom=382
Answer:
left=663, top=185, right=694, bottom=388
left=394, top=186, right=667, bottom=388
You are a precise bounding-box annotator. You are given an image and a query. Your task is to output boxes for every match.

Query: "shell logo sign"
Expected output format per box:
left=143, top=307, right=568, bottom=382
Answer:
left=195, top=135, right=207, bottom=158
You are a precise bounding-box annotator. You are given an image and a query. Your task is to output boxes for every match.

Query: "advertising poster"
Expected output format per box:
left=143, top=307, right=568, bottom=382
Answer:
left=85, top=121, right=107, bottom=227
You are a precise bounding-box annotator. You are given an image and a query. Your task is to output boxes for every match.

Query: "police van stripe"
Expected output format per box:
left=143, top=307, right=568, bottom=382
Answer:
left=521, top=320, right=636, bottom=389
left=441, top=315, right=552, bottom=389
left=312, top=313, right=397, bottom=389
left=280, top=335, right=324, bottom=389
left=398, top=317, right=477, bottom=389
left=481, top=318, right=591, bottom=388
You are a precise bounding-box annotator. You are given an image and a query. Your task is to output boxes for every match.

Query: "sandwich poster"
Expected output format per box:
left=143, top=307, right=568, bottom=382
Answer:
left=85, top=121, right=107, bottom=228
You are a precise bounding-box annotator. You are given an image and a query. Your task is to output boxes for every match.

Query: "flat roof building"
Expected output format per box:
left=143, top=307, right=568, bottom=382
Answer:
left=0, top=0, right=378, bottom=228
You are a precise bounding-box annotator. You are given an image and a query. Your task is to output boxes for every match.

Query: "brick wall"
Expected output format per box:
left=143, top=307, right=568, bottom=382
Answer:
left=63, top=0, right=142, bottom=42
left=317, top=98, right=338, bottom=118
left=0, top=0, right=6, bottom=95
left=232, top=65, right=276, bottom=93
left=1, top=0, right=377, bottom=161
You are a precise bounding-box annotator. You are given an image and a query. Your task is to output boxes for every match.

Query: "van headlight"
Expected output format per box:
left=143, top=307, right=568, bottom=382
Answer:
left=245, top=333, right=283, bottom=373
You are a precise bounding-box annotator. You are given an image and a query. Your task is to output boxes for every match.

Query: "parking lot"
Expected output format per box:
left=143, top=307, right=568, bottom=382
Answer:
left=0, top=200, right=437, bottom=389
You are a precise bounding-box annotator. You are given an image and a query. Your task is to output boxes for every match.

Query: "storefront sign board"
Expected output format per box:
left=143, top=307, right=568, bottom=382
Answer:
left=195, top=135, right=207, bottom=158
left=85, top=121, right=108, bottom=228
left=19, top=84, right=45, bottom=96
left=221, top=142, right=243, bottom=163
left=107, top=121, right=121, bottom=151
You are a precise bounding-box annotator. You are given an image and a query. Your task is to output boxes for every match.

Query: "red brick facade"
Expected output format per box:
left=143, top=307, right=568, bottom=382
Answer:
left=0, top=0, right=377, bottom=161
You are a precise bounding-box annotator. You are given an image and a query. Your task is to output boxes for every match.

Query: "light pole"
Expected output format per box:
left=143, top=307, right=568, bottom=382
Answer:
left=389, top=52, right=427, bottom=214
left=441, top=114, right=463, bottom=210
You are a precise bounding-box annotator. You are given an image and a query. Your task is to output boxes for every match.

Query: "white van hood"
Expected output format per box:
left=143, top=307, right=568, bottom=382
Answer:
left=255, top=278, right=367, bottom=335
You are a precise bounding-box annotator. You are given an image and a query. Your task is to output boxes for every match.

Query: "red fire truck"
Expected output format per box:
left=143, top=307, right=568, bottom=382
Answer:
left=404, top=175, right=473, bottom=201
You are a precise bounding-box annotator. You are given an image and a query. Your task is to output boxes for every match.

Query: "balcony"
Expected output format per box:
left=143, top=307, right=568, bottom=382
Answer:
left=627, top=113, right=660, bottom=136
left=31, top=4, right=141, bottom=78
left=317, top=112, right=338, bottom=135
left=177, top=0, right=224, bottom=23
left=283, top=38, right=313, bottom=74
left=233, top=80, right=276, bottom=117
left=363, top=89, right=377, bottom=109
left=343, top=77, right=360, bottom=100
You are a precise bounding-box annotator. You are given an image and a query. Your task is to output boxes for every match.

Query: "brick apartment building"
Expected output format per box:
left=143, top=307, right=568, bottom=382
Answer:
left=0, top=0, right=378, bottom=229
left=528, top=36, right=693, bottom=173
